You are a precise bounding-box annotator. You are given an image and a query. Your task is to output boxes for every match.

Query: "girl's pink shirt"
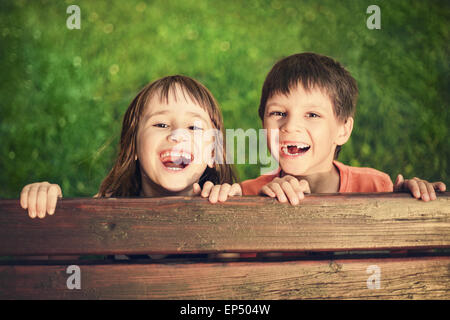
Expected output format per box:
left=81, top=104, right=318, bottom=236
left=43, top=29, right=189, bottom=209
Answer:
left=241, top=160, right=394, bottom=195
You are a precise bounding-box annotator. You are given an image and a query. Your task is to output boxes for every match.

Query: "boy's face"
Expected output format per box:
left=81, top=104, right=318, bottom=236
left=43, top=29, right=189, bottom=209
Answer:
left=263, top=84, right=352, bottom=176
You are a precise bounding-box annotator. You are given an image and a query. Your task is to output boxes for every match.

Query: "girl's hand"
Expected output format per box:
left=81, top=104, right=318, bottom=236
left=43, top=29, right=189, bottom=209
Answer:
left=20, top=182, right=63, bottom=219
left=394, top=174, right=446, bottom=201
left=193, top=182, right=242, bottom=203
left=260, top=175, right=310, bottom=205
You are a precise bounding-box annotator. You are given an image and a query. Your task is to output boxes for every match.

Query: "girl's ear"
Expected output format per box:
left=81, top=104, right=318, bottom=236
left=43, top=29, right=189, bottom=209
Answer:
left=336, top=117, right=353, bottom=146
left=135, top=154, right=138, bottom=161
left=207, top=148, right=215, bottom=168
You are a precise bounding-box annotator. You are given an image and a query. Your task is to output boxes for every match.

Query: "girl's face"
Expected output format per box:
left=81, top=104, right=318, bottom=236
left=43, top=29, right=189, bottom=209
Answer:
left=136, top=86, right=215, bottom=194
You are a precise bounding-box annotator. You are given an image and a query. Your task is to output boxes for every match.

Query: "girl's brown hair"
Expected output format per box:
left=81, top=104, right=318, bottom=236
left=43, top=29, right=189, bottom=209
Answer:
left=97, top=75, right=237, bottom=197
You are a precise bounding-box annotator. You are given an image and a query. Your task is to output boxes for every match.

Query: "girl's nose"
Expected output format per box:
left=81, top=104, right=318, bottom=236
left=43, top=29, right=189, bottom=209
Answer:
left=168, top=129, right=189, bottom=143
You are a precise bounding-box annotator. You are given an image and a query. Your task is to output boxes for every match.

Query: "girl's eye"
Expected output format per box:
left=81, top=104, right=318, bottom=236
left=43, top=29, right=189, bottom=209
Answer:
left=269, top=111, right=286, bottom=117
left=307, top=113, right=320, bottom=118
left=189, top=125, right=203, bottom=131
left=154, top=123, right=169, bottom=128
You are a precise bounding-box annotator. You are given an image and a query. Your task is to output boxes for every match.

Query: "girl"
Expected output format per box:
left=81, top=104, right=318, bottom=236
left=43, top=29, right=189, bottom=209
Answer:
left=20, top=75, right=242, bottom=218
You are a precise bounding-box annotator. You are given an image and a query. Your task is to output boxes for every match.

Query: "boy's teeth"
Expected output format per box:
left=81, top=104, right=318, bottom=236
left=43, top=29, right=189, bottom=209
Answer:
left=281, top=143, right=311, bottom=155
left=283, top=143, right=310, bottom=148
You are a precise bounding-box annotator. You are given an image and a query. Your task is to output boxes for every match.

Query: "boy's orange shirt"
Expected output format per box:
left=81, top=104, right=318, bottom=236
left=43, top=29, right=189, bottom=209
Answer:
left=241, top=160, right=393, bottom=195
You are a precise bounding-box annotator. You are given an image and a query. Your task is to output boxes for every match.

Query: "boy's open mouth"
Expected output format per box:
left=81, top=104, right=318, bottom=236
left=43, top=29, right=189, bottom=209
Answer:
left=280, top=142, right=311, bottom=157
left=160, top=150, right=193, bottom=171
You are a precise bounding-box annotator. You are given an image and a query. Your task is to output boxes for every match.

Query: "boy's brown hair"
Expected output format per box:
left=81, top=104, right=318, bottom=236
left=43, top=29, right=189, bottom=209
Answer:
left=97, top=75, right=237, bottom=197
left=258, top=52, right=358, bottom=158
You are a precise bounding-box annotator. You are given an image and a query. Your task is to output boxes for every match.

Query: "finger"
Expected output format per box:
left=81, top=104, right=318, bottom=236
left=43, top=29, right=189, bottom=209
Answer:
left=201, top=181, right=214, bottom=197
left=261, top=185, right=276, bottom=198
left=298, top=179, right=311, bottom=194
left=297, top=191, right=306, bottom=201
left=218, top=184, right=231, bottom=202
left=20, top=184, right=32, bottom=209
left=433, top=182, right=446, bottom=192
left=47, top=185, right=62, bottom=215
left=192, top=183, right=201, bottom=195
left=270, top=183, right=288, bottom=203
left=425, top=182, right=436, bottom=201
left=417, top=181, right=430, bottom=201
left=27, top=185, right=39, bottom=219
left=281, top=181, right=299, bottom=205
left=36, top=185, right=49, bottom=218
left=57, top=184, right=62, bottom=197
left=208, top=185, right=222, bottom=204
left=406, top=179, right=421, bottom=199
left=229, top=183, right=242, bottom=196
left=285, top=177, right=302, bottom=195
left=394, top=174, right=404, bottom=191
left=272, top=177, right=283, bottom=185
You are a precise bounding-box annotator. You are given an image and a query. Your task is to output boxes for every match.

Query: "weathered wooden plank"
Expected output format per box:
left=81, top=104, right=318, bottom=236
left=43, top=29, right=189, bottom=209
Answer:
left=0, top=193, right=449, bottom=256
left=0, top=256, right=448, bottom=299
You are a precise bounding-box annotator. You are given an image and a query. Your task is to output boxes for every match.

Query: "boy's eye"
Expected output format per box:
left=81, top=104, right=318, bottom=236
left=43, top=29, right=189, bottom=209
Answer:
left=307, top=113, right=320, bottom=118
left=154, top=123, right=169, bottom=128
left=269, top=111, right=286, bottom=117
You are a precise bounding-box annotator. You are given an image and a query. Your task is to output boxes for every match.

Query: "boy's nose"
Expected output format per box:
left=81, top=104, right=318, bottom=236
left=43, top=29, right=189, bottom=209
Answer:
left=280, top=117, right=303, bottom=133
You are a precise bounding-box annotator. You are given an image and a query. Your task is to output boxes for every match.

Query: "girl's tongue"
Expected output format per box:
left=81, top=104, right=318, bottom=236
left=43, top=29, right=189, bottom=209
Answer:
left=160, top=152, right=192, bottom=170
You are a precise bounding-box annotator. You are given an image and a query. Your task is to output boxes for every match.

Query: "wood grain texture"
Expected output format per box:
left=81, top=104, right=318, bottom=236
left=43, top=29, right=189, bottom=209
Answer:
left=0, top=256, right=448, bottom=299
left=0, top=193, right=449, bottom=255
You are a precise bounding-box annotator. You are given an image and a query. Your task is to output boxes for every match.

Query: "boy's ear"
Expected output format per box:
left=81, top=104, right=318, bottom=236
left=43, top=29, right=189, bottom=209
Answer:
left=336, top=117, right=353, bottom=146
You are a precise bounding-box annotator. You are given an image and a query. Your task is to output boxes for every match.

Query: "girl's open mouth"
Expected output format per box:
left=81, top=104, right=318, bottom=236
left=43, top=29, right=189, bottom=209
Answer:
left=280, top=142, right=311, bottom=157
left=160, top=150, right=193, bottom=171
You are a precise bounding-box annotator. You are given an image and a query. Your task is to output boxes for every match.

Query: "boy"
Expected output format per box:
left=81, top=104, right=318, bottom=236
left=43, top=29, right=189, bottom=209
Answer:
left=201, top=52, right=446, bottom=204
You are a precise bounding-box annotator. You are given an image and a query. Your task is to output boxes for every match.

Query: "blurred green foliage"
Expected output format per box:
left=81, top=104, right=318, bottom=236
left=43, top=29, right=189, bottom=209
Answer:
left=0, top=0, right=448, bottom=198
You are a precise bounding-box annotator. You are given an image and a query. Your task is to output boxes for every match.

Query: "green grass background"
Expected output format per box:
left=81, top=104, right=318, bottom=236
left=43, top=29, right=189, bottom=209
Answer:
left=0, top=0, right=448, bottom=198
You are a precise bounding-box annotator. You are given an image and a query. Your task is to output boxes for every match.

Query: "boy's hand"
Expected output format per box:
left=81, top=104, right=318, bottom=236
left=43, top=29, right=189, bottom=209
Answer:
left=193, top=182, right=242, bottom=203
left=260, top=175, right=310, bottom=205
left=20, top=182, right=63, bottom=219
left=394, top=174, right=446, bottom=201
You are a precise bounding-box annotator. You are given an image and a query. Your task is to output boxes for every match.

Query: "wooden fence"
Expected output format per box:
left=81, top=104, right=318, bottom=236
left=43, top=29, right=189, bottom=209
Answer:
left=0, top=192, right=449, bottom=299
